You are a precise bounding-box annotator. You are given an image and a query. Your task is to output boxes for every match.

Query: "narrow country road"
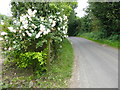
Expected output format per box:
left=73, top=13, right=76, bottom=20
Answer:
left=68, top=37, right=118, bottom=88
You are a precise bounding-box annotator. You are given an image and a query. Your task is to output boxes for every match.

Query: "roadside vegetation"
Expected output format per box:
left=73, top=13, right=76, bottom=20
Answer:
left=0, top=2, right=76, bottom=88
left=79, top=32, right=120, bottom=48
left=1, top=38, right=73, bottom=88
left=68, top=2, right=119, bottom=48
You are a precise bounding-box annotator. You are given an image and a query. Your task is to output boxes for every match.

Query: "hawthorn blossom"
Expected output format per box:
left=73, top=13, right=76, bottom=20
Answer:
left=26, top=31, right=32, bottom=37
left=22, top=20, right=28, bottom=25
left=27, top=9, right=37, bottom=17
left=4, top=36, right=8, bottom=39
left=31, top=24, right=37, bottom=29
left=0, top=37, right=3, bottom=41
left=40, top=17, right=44, bottom=21
left=20, top=15, right=26, bottom=22
left=20, top=26, right=24, bottom=29
left=40, top=24, right=46, bottom=31
left=23, top=24, right=28, bottom=29
left=22, top=33, right=25, bottom=36
left=4, top=47, right=7, bottom=50
left=56, top=12, right=60, bottom=15
left=59, top=17, right=62, bottom=22
left=8, top=47, right=12, bottom=50
left=43, top=29, right=50, bottom=35
left=60, top=39, right=62, bottom=42
left=1, top=32, right=7, bottom=35
left=8, top=27, right=16, bottom=33
left=1, top=21, right=4, bottom=25
left=63, top=15, right=67, bottom=20
left=13, top=41, right=16, bottom=44
left=51, top=21, right=56, bottom=27
left=63, top=26, right=66, bottom=30
left=64, top=35, right=68, bottom=37
left=49, top=18, right=53, bottom=23
left=31, top=30, right=34, bottom=33
left=19, top=30, right=22, bottom=33
left=63, top=30, right=67, bottom=34
left=35, top=31, right=42, bottom=38
left=57, top=27, right=60, bottom=31
left=13, top=19, right=20, bottom=25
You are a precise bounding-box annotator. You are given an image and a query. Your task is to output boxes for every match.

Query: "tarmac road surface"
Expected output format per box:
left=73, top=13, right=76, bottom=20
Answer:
left=68, top=37, right=118, bottom=88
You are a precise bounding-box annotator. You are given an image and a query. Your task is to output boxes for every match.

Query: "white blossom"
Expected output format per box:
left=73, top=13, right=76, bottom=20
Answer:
left=33, top=10, right=37, bottom=14
left=63, top=30, right=67, bottom=34
left=58, top=27, right=60, bottom=31
left=22, top=20, right=28, bottom=25
left=23, top=24, right=28, bottom=29
left=31, top=30, right=34, bottom=33
left=31, top=24, right=37, bottom=29
left=4, top=36, right=8, bottom=39
left=63, top=15, right=67, bottom=20
left=0, top=37, right=3, bottom=41
left=63, top=26, right=66, bottom=30
left=35, top=31, right=42, bottom=38
left=26, top=14, right=32, bottom=21
left=43, top=29, right=50, bottom=35
left=40, top=17, right=44, bottom=21
left=13, top=20, right=17, bottom=24
left=49, top=18, right=53, bottom=23
left=20, top=26, right=24, bottom=29
left=1, top=32, right=7, bottom=35
left=22, top=33, right=25, bottom=36
left=28, top=9, right=33, bottom=15
left=4, top=48, right=7, bottom=50
left=60, top=39, right=62, bottom=42
left=51, top=21, right=56, bottom=27
left=20, top=15, right=26, bottom=22
left=13, top=41, right=16, bottom=44
left=8, top=27, right=16, bottom=33
left=40, top=24, right=46, bottom=31
left=1, top=21, right=4, bottom=25
left=26, top=31, right=32, bottom=37
left=56, top=12, right=60, bottom=15
left=8, top=47, right=12, bottom=50
left=49, top=15, right=54, bottom=18
left=27, top=9, right=37, bottom=17
left=64, top=35, right=68, bottom=37
left=59, top=17, right=62, bottom=22
left=19, top=30, right=22, bottom=33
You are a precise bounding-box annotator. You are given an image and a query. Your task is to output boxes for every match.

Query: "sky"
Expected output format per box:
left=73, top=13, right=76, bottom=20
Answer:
left=75, top=0, right=89, bottom=17
left=0, top=0, right=88, bottom=17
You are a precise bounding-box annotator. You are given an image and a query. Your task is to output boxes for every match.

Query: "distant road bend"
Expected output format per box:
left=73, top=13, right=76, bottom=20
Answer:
left=68, top=37, right=118, bottom=88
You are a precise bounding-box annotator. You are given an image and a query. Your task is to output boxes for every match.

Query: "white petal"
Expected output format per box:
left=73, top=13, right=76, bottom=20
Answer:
left=26, top=31, right=32, bottom=37
left=36, top=31, right=42, bottom=38
left=1, top=32, right=7, bottom=35
left=0, top=37, right=3, bottom=41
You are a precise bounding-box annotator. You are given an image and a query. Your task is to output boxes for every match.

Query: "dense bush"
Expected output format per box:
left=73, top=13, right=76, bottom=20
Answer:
left=77, top=2, right=119, bottom=41
left=0, top=2, right=77, bottom=73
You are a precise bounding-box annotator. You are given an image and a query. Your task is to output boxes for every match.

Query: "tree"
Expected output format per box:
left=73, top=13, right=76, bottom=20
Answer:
left=88, top=2, right=120, bottom=38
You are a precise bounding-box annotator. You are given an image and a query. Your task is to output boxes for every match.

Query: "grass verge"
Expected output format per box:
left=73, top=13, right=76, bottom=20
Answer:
left=78, top=33, right=120, bottom=49
left=1, top=38, right=74, bottom=88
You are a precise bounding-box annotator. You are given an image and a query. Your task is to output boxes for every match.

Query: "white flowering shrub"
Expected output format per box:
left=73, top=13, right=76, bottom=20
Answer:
left=0, top=8, right=68, bottom=53
left=0, top=2, right=76, bottom=73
